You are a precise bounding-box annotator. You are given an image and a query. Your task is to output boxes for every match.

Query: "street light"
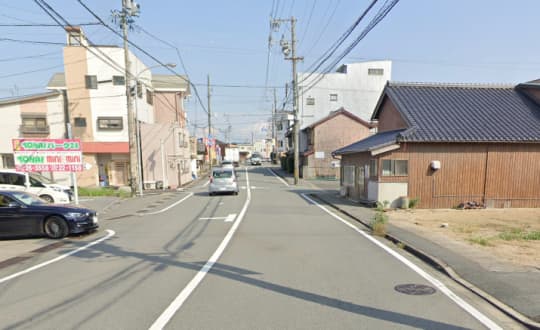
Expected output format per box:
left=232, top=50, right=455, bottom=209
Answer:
left=133, top=63, right=176, bottom=196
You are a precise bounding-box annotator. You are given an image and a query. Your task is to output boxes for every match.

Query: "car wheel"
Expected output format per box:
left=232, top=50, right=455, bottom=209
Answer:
left=44, top=216, right=69, bottom=239
left=40, top=194, right=54, bottom=203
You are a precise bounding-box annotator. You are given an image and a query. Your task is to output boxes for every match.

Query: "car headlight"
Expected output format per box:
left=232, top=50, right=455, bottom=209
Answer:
left=52, top=187, right=63, bottom=192
left=66, top=212, right=89, bottom=219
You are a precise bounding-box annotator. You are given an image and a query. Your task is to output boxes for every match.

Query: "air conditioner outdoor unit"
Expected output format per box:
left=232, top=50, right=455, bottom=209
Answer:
left=144, top=181, right=156, bottom=189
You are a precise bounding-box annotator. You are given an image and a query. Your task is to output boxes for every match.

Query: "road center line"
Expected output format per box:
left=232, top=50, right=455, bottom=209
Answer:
left=300, top=193, right=502, bottom=330
left=150, top=169, right=251, bottom=330
left=0, top=229, right=115, bottom=285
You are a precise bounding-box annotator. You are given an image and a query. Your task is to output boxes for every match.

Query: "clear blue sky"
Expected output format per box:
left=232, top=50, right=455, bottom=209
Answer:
left=2, top=0, right=540, bottom=142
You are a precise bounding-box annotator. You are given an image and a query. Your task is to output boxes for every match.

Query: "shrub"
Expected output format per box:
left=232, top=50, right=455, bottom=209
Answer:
left=78, top=187, right=131, bottom=198
left=371, top=202, right=389, bottom=236
left=409, top=197, right=420, bottom=208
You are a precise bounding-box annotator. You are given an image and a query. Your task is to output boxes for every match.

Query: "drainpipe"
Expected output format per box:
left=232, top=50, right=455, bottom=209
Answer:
left=160, top=138, right=167, bottom=190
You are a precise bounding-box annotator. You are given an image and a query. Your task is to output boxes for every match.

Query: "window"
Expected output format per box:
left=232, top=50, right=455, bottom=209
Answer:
left=146, top=89, right=153, bottom=105
left=329, top=93, right=338, bottom=102
left=381, top=159, right=408, bottom=176
left=1, top=154, right=14, bottom=168
left=113, top=75, right=125, bottom=86
left=368, top=68, right=384, bottom=76
left=97, top=117, right=123, bottom=130
left=20, top=115, right=48, bottom=134
left=306, top=97, right=315, bottom=105
left=74, top=117, right=87, bottom=127
left=136, top=81, right=142, bottom=98
left=85, top=75, right=97, bottom=89
left=369, top=159, right=378, bottom=177
left=343, top=165, right=355, bottom=187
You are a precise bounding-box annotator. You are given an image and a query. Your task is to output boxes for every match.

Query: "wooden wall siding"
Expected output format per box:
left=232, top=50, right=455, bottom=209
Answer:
left=342, top=143, right=540, bottom=208
left=406, top=143, right=540, bottom=208
left=304, top=113, right=371, bottom=179
left=376, top=97, right=408, bottom=132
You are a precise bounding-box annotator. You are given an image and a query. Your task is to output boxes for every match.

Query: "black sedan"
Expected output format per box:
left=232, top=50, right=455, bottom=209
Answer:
left=0, top=190, right=98, bottom=239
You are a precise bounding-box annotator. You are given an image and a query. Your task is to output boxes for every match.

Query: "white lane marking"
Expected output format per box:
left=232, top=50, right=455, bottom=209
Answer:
left=0, top=229, right=115, bottom=285
left=150, top=169, right=251, bottom=330
left=199, top=217, right=227, bottom=221
left=202, top=180, right=210, bottom=187
left=224, top=213, right=237, bottom=222
left=145, top=193, right=194, bottom=215
left=267, top=168, right=289, bottom=186
left=300, top=193, right=502, bottom=330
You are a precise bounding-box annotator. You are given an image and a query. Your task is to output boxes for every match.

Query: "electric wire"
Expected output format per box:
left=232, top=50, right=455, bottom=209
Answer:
left=77, top=0, right=209, bottom=115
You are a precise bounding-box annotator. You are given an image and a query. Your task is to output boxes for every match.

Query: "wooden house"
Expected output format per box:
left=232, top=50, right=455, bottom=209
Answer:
left=333, top=82, right=540, bottom=209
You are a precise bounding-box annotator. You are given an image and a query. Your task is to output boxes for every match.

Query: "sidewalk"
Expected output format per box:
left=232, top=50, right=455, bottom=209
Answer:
left=271, top=166, right=540, bottom=329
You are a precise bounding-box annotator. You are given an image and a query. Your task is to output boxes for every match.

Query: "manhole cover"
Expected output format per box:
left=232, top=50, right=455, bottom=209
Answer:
left=394, top=284, right=436, bottom=295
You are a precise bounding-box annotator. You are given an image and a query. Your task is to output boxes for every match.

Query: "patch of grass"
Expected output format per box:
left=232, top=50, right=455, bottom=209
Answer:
left=453, top=225, right=475, bottom=234
left=371, top=202, right=389, bottom=236
left=467, top=237, right=492, bottom=246
left=78, top=187, right=131, bottom=198
left=499, top=229, right=540, bottom=241
left=396, top=242, right=406, bottom=249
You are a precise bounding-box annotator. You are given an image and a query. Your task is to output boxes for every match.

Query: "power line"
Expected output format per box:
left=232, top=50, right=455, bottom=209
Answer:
left=0, top=51, right=58, bottom=62
left=302, top=0, right=401, bottom=93
left=0, top=37, right=64, bottom=45
left=0, top=22, right=101, bottom=27
left=77, top=0, right=209, bottom=115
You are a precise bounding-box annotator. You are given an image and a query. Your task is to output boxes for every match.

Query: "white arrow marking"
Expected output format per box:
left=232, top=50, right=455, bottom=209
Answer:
left=225, top=213, right=237, bottom=222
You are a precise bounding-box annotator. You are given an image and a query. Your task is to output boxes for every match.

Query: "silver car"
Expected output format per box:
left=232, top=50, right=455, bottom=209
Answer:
left=209, top=167, right=239, bottom=196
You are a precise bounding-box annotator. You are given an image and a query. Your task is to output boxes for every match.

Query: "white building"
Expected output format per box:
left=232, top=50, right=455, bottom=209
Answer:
left=298, top=60, right=392, bottom=127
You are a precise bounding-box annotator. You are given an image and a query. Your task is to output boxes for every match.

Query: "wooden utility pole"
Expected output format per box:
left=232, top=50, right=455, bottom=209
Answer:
left=121, top=0, right=139, bottom=195
left=273, top=17, right=303, bottom=184
left=207, top=75, right=212, bottom=173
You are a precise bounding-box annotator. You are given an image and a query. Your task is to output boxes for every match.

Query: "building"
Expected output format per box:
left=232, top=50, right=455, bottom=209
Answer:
left=298, top=60, right=391, bottom=127
left=45, top=26, right=191, bottom=189
left=300, top=108, right=375, bottom=179
left=334, top=82, right=540, bottom=209
left=0, top=91, right=69, bottom=183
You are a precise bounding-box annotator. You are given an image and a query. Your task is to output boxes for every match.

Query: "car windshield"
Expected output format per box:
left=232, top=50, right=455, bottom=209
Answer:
left=29, top=173, right=54, bottom=184
left=212, top=170, right=233, bottom=179
left=10, top=191, right=47, bottom=206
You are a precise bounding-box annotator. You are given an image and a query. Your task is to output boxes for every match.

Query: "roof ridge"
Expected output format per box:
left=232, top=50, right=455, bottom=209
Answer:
left=388, top=81, right=515, bottom=89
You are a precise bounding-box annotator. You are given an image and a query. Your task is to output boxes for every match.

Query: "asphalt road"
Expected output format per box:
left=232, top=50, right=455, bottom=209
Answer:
left=0, top=166, right=524, bottom=329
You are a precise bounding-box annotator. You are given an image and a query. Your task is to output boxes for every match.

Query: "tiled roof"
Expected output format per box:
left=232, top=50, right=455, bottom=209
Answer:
left=376, top=82, right=540, bottom=143
left=333, top=129, right=405, bottom=155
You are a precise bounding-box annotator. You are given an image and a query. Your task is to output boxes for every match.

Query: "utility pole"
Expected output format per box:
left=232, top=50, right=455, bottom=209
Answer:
left=119, top=0, right=140, bottom=195
left=272, top=88, right=276, bottom=148
left=207, top=75, right=212, bottom=174
left=273, top=17, right=303, bottom=184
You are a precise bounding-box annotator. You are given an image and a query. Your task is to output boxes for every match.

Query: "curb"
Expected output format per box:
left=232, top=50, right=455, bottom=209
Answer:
left=310, top=193, right=540, bottom=330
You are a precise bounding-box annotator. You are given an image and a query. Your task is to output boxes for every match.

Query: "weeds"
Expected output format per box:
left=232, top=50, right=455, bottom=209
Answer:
left=499, top=229, right=540, bottom=241
left=468, top=237, right=492, bottom=246
left=371, top=201, right=389, bottom=236
left=408, top=197, right=420, bottom=208
left=78, top=187, right=131, bottom=198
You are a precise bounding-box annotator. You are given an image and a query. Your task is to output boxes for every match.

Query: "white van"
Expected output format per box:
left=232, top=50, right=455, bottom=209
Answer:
left=0, top=170, right=71, bottom=204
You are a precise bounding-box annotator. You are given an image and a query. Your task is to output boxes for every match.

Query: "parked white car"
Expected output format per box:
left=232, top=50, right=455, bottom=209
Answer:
left=0, top=170, right=71, bottom=204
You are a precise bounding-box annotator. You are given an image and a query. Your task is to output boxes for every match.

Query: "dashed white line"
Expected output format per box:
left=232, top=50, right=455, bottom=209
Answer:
left=300, top=193, right=502, bottom=330
left=0, top=229, right=115, bottom=285
left=145, top=193, right=194, bottom=215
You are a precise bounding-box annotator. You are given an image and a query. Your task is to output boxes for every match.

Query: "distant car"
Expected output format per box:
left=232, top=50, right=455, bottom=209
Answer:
left=0, top=190, right=98, bottom=239
left=221, top=160, right=234, bottom=169
left=250, top=154, right=262, bottom=166
left=209, top=167, right=239, bottom=196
